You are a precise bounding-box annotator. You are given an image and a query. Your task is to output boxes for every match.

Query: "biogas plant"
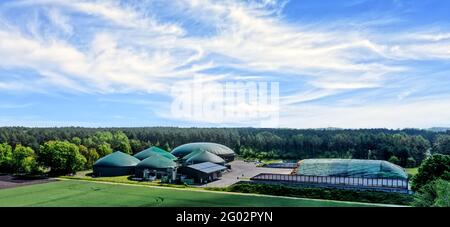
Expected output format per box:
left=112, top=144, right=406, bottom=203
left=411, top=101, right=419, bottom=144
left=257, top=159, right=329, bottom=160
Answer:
left=93, top=142, right=235, bottom=184
left=92, top=142, right=409, bottom=193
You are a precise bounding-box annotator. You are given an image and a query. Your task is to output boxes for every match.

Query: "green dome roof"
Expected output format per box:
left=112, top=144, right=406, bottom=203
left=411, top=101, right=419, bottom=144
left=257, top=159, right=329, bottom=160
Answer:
left=134, top=146, right=177, bottom=161
left=94, top=151, right=140, bottom=167
left=171, top=142, right=235, bottom=158
left=137, top=153, right=177, bottom=169
left=297, top=159, right=408, bottom=179
left=185, top=151, right=225, bottom=165
left=181, top=149, right=203, bottom=161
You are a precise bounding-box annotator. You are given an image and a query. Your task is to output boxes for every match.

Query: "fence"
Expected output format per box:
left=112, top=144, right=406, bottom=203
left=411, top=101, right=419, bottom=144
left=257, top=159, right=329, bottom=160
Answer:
left=251, top=173, right=409, bottom=193
left=264, top=163, right=298, bottom=169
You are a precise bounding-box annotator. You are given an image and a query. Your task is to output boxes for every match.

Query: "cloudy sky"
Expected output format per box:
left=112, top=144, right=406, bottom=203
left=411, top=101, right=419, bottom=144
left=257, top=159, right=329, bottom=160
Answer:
left=0, top=0, right=449, bottom=129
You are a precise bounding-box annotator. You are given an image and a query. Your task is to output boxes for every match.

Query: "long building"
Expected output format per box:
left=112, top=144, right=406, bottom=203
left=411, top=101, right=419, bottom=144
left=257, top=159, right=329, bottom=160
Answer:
left=251, top=159, right=410, bottom=193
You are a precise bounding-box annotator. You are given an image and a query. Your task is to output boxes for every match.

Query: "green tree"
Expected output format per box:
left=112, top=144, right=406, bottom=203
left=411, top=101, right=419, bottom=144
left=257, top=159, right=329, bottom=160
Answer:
left=82, top=137, right=95, bottom=148
left=111, top=131, right=131, bottom=154
left=78, top=145, right=99, bottom=169
left=12, top=145, right=37, bottom=174
left=130, top=139, right=144, bottom=154
left=406, top=157, right=416, bottom=168
left=71, top=137, right=82, bottom=146
left=39, top=141, right=86, bottom=174
left=240, top=147, right=256, bottom=159
left=434, top=180, right=450, bottom=207
left=434, top=135, right=450, bottom=155
left=411, top=154, right=450, bottom=191
left=0, top=126, right=446, bottom=168
left=162, top=142, right=171, bottom=152
left=388, top=155, right=401, bottom=165
left=408, top=136, right=429, bottom=165
left=0, top=143, right=13, bottom=172
left=412, top=179, right=450, bottom=207
left=96, top=143, right=113, bottom=157
left=367, top=150, right=377, bottom=160
left=93, top=131, right=113, bottom=145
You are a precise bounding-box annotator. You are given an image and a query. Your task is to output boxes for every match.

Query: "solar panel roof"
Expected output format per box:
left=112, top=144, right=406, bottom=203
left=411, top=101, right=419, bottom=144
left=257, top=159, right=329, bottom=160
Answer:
left=187, top=162, right=227, bottom=174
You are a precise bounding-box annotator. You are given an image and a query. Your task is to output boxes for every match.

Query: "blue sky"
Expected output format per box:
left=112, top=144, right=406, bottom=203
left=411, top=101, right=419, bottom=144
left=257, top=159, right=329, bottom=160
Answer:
left=0, top=0, right=450, bottom=129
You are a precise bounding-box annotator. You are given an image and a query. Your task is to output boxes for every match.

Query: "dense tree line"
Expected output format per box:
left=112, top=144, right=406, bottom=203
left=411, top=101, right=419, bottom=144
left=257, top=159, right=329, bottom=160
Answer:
left=0, top=127, right=449, bottom=175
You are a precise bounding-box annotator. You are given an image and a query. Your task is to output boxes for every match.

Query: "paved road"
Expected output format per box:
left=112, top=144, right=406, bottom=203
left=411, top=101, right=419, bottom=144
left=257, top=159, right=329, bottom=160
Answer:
left=202, top=160, right=292, bottom=188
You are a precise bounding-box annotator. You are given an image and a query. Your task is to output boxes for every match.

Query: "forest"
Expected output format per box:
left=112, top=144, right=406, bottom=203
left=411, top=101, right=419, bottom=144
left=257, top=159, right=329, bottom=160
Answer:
left=1, top=127, right=450, bottom=175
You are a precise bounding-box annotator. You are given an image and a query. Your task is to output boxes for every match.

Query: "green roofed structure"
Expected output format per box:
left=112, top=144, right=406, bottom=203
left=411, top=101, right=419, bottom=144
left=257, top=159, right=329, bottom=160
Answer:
left=93, top=151, right=140, bottom=177
left=180, top=149, right=203, bottom=161
left=297, top=159, right=408, bottom=179
left=134, top=146, right=177, bottom=161
left=185, top=150, right=225, bottom=165
left=171, top=142, right=235, bottom=162
left=135, top=153, right=177, bottom=178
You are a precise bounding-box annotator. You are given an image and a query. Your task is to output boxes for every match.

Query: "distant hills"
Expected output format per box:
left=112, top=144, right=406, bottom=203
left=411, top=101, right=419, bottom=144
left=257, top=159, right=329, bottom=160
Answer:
left=427, top=127, right=450, bottom=132
left=315, top=127, right=449, bottom=132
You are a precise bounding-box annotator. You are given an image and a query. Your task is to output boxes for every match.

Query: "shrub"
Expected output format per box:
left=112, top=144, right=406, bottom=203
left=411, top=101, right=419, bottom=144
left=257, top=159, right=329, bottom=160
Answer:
left=411, top=154, right=450, bottom=191
left=0, top=143, right=13, bottom=172
left=388, top=155, right=401, bottom=165
left=39, top=141, right=87, bottom=175
left=412, top=179, right=450, bottom=207
left=12, top=145, right=38, bottom=175
left=211, top=183, right=413, bottom=205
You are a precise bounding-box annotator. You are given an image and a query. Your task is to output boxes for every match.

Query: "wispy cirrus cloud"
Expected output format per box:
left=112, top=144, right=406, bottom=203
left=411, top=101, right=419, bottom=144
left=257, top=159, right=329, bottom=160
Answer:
left=0, top=0, right=449, bottom=128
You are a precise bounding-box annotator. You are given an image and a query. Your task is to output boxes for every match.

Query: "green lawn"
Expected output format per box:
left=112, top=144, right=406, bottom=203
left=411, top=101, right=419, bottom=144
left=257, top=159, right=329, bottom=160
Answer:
left=0, top=180, right=380, bottom=207
left=62, top=172, right=188, bottom=189
left=406, top=168, right=419, bottom=176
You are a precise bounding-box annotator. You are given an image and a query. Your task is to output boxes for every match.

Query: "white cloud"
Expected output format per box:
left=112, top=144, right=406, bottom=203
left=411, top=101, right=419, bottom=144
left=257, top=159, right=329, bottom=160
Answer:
left=0, top=29, right=204, bottom=93
left=1, top=0, right=446, bottom=93
left=46, top=8, right=73, bottom=35
left=279, top=98, right=450, bottom=129
left=1, top=0, right=450, bottom=127
left=8, top=0, right=184, bottom=35
left=311, top=82, right=381, bottom=90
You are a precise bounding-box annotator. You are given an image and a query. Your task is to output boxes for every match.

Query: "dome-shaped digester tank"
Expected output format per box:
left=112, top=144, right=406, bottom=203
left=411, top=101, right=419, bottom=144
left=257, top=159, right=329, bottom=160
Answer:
left=134, top=146, right=177, bottom=161
left=93, top=151, right=140, bottom=177
left=184, top=151, right=226, bottom=165
left=135, top=153, right=177, bottom=178
left=171, top=142, right=235, bottom=162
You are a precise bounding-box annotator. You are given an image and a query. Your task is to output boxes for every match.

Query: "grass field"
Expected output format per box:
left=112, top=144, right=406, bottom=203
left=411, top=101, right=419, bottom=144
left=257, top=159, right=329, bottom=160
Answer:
left=406, top=168, right=419, bottom=177
left=63, top=171, right=188, bottom=189
left=0, top=180, right=381, bottom=207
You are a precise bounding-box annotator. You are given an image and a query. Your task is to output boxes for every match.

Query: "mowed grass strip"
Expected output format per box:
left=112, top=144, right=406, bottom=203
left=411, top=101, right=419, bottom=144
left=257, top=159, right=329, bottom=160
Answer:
left=406, top=168, right=418, bottom=176
left=0, top=180, right=378, bottom=207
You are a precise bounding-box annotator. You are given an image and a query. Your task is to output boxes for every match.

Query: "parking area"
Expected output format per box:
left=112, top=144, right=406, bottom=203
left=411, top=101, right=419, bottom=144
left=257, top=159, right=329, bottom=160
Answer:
left=201, top=160, right=293, bottom=188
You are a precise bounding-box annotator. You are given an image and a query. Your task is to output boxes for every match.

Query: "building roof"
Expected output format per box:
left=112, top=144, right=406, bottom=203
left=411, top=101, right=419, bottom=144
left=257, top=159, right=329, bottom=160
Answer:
left=136, top=153, right=177, bottom=169
left=185, top=151, right=225, bottom=165
left=181, top=149, right=203, bottom=161
left=297, top=159, right=408, bottom=179
left=94, top=151, right=140, bottom=167
left=134, top=146, right=177, bottom=161
left=171, top=142, right=235, bottom=158
left=187, top=162, right=227, bottom=174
